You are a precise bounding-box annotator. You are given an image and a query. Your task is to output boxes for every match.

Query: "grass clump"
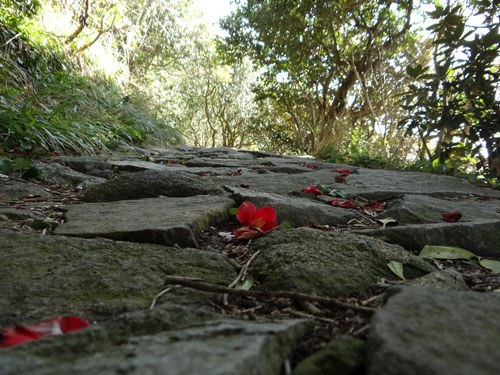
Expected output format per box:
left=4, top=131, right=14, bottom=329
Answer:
left=0, top=13, right=181, bottom=155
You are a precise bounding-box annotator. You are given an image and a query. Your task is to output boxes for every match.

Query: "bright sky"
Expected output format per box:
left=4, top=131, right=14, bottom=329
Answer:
left=192, top=0, right=236, bottom=34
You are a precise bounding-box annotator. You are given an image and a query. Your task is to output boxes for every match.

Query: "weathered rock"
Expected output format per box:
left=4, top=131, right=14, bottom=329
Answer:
left=0, top=180, right=52, bottom=201
left=408, top=268, right=469, bottom=291
left=54, top=195, right=235, bottom=248
left=0, top=229, right=235, bottom=327
left=109, top=159, right=172, bottom=171
left=34, top=161, right=106, bottom=188
left=356, top=219, right=500, bottom=257
left=293, top=335, right=366, bottom=375
left=368, top=286, right=500, bottom=375
left=81, top=169, right=220, bottom=202
left=44, top=156, right=113, bottom=178
left=0, top=207, right=45, bottom=220
left=250, top=228, right=434, bottom=297
left=229, top=187, right=358, bottom=226
left=0, top=317, right=311, bottom=375
left=377, top=194, right=500, bottom=224
left=343, top=168, right=500, bottom=199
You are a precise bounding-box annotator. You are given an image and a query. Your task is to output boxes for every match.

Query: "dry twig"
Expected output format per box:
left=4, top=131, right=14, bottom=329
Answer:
left=164, top=276, right=376, bottom=315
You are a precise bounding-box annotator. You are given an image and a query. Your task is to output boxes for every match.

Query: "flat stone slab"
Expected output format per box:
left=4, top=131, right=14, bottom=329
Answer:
left=81, top=169, right=220, bottom=202
left=0, top=229, right=235, bottom=327
left=55, top=195, right=235, bottom=248
left=0, top=180, right=52, bottom=201
left=357, top=219, right=500, bottom=257
left=343, top=168, right=500, bottom=199
left=228, top=186, right=358, bottom=226
left=0, top=317, right=310, bottom=375
left=368, top=286, right=500, bottom=375
left=378, top=194, right=500, bottom=224
left=250, top=228, right=434, bottom=297
left=35, top=161, right=106, bottom=188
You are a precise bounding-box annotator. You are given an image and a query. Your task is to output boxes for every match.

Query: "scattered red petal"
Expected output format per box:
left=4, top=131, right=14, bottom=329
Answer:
left=363, top=201, right=386, bottom=211
left=252, top=166, right=259, bottom=170
left=1, top=316, right=89, bottom=348
left=442, top=210, right=462, bottom=223
left=332, top=168, right=350, bottom=175
left=279, top=152, right=283, bottom=157
left=262, top=162, right=275, bottom=167
left=478, top=196, right=487, bottom=201
left=301, top=186, right=323, bottom=195
left=326, top=199, right=358, bottom=208
left=233, top=225, right=264, bottom=241
left=335, top=175, right=345, bottom=183
left=226, top=169, right=242, bottom=176
left=198, top=172, right=207, bottom=177
left=300, top=163, right=316, bottom=169
left=51, top=151, right=59, bottom=156
left=251, top=206, right=277, bottom=231
left=239, top=184, right=250, bottom=189
left=236, top=201, right=257, bottom=226
left=167, top=160, right=175, bottom=164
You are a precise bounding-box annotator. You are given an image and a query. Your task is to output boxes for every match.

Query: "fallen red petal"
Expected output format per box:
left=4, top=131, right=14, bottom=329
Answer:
left=251, top=206, right=277, bottom=232
left=1, top=316, right=89, bottom=348
left=326, top=199, right=357, bottom=209
left=239, top=184, right=250, bottom=189
left=335, top=175, right=345, bottom=183
left=442, top=210, right=462, bottom=223
left=363, top=201, right=386, bottom=211
left=332, top=168, right=350, bottom=175
left=236, top=201, right=257, bottom=226
left=301, top=186, right=323, bottom=195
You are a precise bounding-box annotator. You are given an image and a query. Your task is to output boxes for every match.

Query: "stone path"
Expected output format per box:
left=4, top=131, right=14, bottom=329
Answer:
left=1, top=145, right=500, bottom=375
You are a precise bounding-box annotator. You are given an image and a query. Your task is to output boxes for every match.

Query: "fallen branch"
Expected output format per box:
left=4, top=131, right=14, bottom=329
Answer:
left=164, top=276, right=376, bottom=315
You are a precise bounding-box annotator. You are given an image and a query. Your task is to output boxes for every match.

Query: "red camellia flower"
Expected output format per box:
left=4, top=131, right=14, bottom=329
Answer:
left=442, top=210, right=462, bottom=223
left=233, top=201, right=278, bottom=240
left=1, top=316, right=89, bottom=348
left=301, top=186, right=323, bottom=195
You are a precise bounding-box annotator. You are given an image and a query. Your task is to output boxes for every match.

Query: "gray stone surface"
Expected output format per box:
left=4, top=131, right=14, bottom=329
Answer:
left=377, top=194, right=500, bottom=224
left=0, top=318, right=311, bottom=375
left=368, top=286, right=500, bottom=375
left=250, top=228, right=434, bottom=297
left=0, top=180, right=52, bottom=201
left=2, top=145, right=500, bottom=374
left=0, top=229, right=235, bottom=327
left=81, top=169, right=220, bottom=202
left=47, top=155, right=113, bottom=178
left=356, top=219, right=500, bottom=257
left=55, top=195, right=235, bottom=248
left=109, top=159, right=172, bottom=171
left=408, top=268, right=469, bottom=291
left=345, top=168, right=500, bottom=199
left=293, top=335, right=366, bottom=375
left=228, top=186, right=358, bottom=226
left=35, top=161, right=107, bottom=188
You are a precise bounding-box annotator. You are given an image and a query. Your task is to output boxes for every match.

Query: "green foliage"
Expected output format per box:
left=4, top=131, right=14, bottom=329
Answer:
left=0, top=16, right=180, bottom=155
left=0, top=157, right=41, bottom=178
left=400, top=2, right=500, bottom=177
left=222, top=0, right=416, bottom=154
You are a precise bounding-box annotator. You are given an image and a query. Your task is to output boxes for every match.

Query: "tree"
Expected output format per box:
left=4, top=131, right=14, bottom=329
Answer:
left=400, top=0, right=500, bottom=177
left=222, top=0, right=415, bottom=154
left=155, top=19, right=259, bottom=148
